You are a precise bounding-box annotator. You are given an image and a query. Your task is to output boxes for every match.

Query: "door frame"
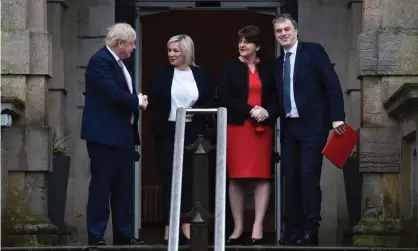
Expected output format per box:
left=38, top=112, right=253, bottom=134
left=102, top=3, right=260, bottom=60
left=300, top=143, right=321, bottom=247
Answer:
left=133, top=0, right=283, bottom=242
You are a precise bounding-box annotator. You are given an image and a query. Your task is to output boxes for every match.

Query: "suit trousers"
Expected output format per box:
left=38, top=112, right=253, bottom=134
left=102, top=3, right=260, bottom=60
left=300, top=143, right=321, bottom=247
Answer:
left=86, top=128, right=135, bottom=244
left=281, top=118, right=328, bottom=233
left=155, top=122, right=197, bottom=225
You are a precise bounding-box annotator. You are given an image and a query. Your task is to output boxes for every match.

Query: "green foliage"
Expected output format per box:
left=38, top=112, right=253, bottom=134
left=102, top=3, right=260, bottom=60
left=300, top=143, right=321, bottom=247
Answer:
left=52, top=133, right=70, bottom=156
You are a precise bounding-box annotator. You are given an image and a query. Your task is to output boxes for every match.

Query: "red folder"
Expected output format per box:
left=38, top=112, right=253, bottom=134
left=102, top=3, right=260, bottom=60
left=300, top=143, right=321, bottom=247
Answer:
left=322, top=123, right=359, bottom=168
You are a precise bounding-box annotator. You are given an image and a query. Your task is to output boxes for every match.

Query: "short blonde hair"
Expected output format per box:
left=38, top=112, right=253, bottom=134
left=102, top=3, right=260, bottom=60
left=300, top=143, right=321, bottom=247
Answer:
left=105, top=23, right=136, bottom=47
left=167, top=34, right=197, bottom=67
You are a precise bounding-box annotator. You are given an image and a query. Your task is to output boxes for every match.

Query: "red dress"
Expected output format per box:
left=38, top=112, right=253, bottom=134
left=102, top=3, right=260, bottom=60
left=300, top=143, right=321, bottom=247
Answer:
left=226, top=67, right=273, bottom=179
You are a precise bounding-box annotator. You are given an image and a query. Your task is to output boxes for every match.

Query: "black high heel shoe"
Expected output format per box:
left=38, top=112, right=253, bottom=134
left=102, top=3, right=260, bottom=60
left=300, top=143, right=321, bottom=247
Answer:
left=251, top=238, right=265, bottom=245
left=226, top=234, right=246, bottom=245
left=180, top=231, right=190, bottom=245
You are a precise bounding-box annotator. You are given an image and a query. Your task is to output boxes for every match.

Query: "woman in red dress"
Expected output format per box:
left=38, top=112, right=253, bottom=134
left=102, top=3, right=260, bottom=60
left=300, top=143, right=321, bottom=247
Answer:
left=218, top=26, right=279, bottom=244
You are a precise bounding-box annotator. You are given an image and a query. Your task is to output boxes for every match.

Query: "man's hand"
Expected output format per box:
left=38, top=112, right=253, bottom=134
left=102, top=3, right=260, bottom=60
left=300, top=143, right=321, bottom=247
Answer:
left=250, top=106, right=269, bottom=122
left=332, top=121, right=345, bottom=135
left=141, top=95, right=148, bottom=110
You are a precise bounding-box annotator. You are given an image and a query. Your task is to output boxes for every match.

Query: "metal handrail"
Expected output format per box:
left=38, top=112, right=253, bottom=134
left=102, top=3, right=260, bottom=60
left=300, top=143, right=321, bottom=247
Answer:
left=168, top=107, right=227, bottom=251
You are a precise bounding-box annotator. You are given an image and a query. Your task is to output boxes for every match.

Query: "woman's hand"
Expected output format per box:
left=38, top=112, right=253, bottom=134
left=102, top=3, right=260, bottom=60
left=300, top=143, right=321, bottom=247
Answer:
left=250, top=106, right=269, bottom=122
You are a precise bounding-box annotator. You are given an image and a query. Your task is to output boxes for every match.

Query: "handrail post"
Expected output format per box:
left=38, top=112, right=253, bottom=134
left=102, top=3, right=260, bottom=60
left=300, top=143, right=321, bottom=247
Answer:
left=168, top=107, right=187, bottom=251
left=214, top=107, right=227, bottom=251
left=168, top=107, right=227, bottom=251
left=184, top=135, right=214, bottom=251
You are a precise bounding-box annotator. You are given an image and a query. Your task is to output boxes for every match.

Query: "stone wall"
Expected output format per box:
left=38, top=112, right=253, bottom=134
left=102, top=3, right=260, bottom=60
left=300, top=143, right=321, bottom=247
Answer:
left=1, top=0, right=57, bottom=246
left=354, top=0, right=418, bottom=247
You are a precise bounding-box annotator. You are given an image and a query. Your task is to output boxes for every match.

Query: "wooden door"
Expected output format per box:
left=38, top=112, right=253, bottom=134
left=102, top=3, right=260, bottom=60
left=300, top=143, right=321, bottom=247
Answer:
left=141, top=10, right=276, bottom=233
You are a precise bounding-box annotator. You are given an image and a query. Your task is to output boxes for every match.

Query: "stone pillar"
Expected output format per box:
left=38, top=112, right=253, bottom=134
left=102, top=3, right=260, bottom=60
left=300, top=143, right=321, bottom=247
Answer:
left=354, top=0, right=418, bottom=247
left=47, top=0, right=68, bottom=139
left=1, top=0, right=57, bottom=246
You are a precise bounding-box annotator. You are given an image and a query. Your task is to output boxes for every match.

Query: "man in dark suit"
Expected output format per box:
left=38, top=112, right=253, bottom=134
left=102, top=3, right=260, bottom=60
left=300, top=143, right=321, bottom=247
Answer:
left=81, top=23, right=147, bottom=246
left=272, top=14, right=345, bottom=246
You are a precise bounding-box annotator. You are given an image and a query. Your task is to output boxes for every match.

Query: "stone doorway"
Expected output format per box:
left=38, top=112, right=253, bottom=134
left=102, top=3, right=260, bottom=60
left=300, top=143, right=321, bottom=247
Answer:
left=139, top=10, right=277, bottom=241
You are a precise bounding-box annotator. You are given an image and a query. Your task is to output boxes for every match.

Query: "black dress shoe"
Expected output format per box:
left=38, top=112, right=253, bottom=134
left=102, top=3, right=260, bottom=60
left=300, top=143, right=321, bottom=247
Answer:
left=226, top=234, right=246, bottom=245
left=130, top=238, right=145, bottom=245
left=295, top=231, right=318, bottom=246
left=88, top=236, right=106, bottom=246
left=278, top=232, right=300, bottom=245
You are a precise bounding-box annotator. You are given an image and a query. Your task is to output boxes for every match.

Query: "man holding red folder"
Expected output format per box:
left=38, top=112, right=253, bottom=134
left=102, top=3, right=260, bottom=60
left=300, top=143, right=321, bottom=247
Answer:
left=272, top=14, right=345, bottom=246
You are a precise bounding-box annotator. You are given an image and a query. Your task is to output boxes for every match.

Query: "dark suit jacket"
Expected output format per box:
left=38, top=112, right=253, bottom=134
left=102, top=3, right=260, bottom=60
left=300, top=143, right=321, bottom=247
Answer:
left=275, top=42, right=345, bottom=135
left=148, top=65, right=214, bottom=136
left=81, top=46, right=140, bottom=147
left=217, top=58, right=279, bottom=125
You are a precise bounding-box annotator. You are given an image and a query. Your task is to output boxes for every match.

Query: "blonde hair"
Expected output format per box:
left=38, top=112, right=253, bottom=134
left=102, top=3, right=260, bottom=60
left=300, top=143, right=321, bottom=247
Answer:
left=105, top=23, right=136, bottom=47
left=167, top=34, right=198, bottom=67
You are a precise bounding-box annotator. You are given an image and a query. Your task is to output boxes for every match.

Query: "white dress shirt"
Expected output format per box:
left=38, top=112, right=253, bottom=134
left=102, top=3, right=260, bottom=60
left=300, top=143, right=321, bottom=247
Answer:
left=106, top=45, right=143, bottom=106
left=283, top=40, right=299, bottom=118
left=283, top=42, right=344, bottom=129
left=168, top=68, right=199, bottom=122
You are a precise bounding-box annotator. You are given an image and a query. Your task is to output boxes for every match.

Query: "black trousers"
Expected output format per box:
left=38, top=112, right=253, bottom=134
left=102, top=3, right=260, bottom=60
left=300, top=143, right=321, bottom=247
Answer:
left=281, top=119, right=328, bottom=233
left=155, top=122, right=197, bottom=225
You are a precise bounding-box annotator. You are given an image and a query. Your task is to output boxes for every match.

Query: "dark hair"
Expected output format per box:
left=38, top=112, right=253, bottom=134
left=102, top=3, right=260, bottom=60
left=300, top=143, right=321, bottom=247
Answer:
left=272, top=13, right=298, bottom=30
left=237, top=25, right=261, bottom=46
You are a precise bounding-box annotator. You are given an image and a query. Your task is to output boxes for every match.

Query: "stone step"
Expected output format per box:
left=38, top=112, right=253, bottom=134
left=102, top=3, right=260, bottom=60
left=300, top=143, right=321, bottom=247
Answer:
left=2, top=246, right=417, bottom=251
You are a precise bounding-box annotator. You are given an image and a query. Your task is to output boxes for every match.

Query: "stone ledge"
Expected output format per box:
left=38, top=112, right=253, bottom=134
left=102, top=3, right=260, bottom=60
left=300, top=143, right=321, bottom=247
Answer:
left=358, top=30, right=418, bottom=76
left=383, top=83, right=418, bottom=120
left=358, top=127, right=400, bottom=172
left=1, top=96, right=25, bottom=119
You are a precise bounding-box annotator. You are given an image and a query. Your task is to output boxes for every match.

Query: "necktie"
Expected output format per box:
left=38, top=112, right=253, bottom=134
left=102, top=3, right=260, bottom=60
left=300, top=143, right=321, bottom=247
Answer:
left=117, top=60, right=134, bottom=125
left=117, top=60, right=131, bottom=92
left=283, top=52, right=292, bottom=115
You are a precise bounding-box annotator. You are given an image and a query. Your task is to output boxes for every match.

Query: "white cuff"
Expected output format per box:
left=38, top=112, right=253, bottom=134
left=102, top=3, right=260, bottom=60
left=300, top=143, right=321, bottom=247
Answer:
left=137, top=93, right=143, bottom=106
left=332, top=121, right=344, bottom=128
